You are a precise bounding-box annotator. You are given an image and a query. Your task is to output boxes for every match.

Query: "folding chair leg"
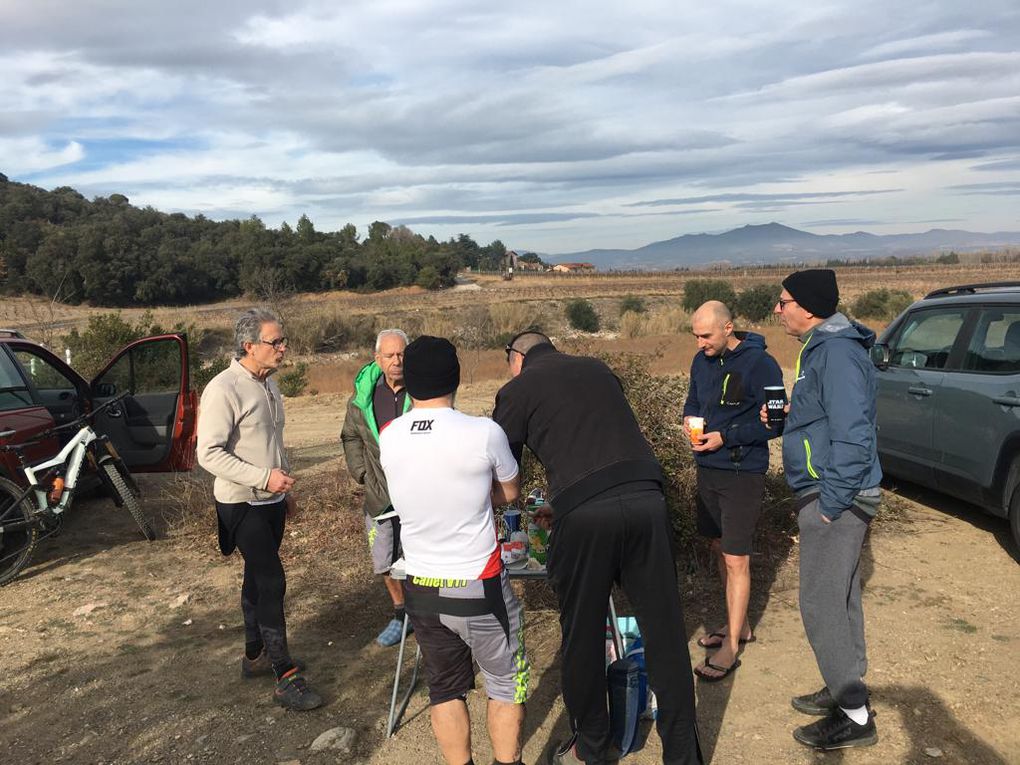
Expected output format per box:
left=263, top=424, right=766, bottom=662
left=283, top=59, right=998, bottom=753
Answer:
left=386, top=614, right=421, bottom=738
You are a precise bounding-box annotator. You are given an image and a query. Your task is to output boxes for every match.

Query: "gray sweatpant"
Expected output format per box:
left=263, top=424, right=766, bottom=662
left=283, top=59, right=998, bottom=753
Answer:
left=798, top=499, right=870, bottom=709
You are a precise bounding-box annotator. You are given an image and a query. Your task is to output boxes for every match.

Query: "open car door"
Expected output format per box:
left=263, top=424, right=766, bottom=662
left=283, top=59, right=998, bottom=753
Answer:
left=90, top=334, right=197, bottom=472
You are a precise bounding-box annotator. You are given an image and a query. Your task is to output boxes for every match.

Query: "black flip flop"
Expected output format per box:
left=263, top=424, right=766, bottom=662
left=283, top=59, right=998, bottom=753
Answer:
left=696, top=631, right=757, bottom=649
left=694, top=657, right=741, bottom=682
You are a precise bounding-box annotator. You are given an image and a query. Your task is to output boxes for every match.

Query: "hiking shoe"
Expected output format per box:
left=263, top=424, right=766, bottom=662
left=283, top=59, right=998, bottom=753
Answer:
left=791, top=686, right=838, bottom=716
left=376, top=617, right=410, bottom=647
left=273, top=671, right=323, bottom=711
left=793, top=707, right=877, bottom=750
left=241, top=651, right=306, bottom=679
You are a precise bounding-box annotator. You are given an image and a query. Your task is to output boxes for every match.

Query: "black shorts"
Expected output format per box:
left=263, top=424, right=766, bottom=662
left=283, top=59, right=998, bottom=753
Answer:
left=696, top=466, right=765, bottom=556
left=403, top=571, right=528, bottom=706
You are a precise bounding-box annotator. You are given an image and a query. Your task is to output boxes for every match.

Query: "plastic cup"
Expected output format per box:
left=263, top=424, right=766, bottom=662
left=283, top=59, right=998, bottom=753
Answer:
left=688, top=416, right=705, bottom=445
left=504, top=508, right=521, bottom=535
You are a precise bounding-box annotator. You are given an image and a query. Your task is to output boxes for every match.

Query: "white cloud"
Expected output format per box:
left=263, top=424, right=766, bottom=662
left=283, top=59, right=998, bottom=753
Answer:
left=0, top=137, right=84, bottom=174
left=1, top=0, right=1019, bottom=250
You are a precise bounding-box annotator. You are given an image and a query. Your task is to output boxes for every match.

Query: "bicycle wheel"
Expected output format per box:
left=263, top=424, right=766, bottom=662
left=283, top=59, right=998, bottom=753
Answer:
left=100, top=462, right=156, bottom=541
left=0, top=476, right=38, bottom=586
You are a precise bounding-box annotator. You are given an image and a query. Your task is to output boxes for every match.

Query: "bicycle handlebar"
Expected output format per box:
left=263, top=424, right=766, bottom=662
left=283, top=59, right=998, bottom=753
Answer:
left=0, top=392, right=130, bottom=452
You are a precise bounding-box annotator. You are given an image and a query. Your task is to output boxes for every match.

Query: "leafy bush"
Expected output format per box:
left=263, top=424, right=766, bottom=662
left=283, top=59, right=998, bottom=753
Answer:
left=851, top=289, right=914, bottom=320
left=277, top=361, right=309, bottom=397
left=193, top=356, right=230, bottom=392
left=62, top=311, right=159, bottom=378
left=682, top=279, right=737, bottom=312
left=415, top=265, right=441, bottom=290
left=565, top=299, right=600, bottom=332
left=619, top=295, right=647, bottom=316
left=734, top=284, right=781, bottom=323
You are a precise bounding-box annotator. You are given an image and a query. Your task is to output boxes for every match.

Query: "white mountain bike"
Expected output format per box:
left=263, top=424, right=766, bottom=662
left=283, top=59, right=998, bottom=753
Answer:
left=0, top=393, right=153, bottom=585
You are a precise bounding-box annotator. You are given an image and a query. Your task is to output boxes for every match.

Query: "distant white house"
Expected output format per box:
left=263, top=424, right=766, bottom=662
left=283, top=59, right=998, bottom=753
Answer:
left=551, top=262, right=596, bottom=273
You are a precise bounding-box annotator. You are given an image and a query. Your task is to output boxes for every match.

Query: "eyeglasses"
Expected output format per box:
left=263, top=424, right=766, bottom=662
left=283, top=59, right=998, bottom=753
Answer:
left=504, top=345, right=522, bottom=362
left=259, top=337, right=289, bottom=350
left=777, top=298, right=797, bottom=311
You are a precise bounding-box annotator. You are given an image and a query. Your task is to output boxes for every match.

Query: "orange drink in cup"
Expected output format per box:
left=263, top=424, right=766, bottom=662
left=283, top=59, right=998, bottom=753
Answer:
left=688, top=416, right=705, bottom=445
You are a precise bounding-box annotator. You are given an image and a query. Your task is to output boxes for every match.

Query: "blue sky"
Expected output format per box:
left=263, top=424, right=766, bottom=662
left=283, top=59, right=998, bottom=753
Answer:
left=1, top=0, right=1019, bottom=253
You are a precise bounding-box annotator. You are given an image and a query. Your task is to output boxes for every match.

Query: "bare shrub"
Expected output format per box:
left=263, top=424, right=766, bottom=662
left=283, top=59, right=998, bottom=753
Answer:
left=163, top=462, right=367, bottom=588
left=287, top=308, right=377, bottom=354
left=453, top=302, right=544, bottom=348
left=619, top=310, right=647, bottom=339
left=643, top=306, right=690, bottom=336
left=420, top=313, right=457, bottom=339
left=489, top=303, right=541, bottom=336
left=160, top=470, right=216, bottom=548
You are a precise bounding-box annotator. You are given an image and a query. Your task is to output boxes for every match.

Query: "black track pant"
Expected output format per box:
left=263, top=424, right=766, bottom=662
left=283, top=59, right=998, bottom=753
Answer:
left=547, top=489, right=702, bottom=765
left=216, top=499, right=292, bottom=670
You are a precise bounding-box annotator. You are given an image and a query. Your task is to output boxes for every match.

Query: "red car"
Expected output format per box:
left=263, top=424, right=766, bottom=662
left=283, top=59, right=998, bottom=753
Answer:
left=0, top=329, right=197, bottom=483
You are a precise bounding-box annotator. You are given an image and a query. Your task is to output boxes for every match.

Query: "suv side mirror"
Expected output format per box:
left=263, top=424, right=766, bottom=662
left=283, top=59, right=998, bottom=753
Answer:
left=95, top=381, right=117, bottom=398
left=870, top=344, right=891, bottom=370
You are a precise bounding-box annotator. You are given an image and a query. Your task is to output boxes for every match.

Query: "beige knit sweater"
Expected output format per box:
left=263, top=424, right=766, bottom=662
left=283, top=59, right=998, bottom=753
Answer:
left=197, top=359, right=290, bottom=503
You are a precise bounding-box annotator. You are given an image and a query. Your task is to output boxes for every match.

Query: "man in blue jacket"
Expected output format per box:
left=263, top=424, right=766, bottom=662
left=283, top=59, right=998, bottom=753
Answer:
left=683, top=301, right=784, bottom=682
left=771, top=270, right=882, bottom=750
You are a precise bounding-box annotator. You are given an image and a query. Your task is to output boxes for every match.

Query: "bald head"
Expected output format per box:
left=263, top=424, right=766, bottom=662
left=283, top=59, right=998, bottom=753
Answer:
left=508, top=331, right=552, bottom=356
left=691, top=300, right=732, bottom=328
left=506, top=330, right=552, bottom=378
left=691, top=300, right=737, bottom=358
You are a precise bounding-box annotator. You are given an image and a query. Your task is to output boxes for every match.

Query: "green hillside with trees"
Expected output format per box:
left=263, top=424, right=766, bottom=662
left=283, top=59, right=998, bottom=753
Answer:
left=0, top=174, right=509, bottom=306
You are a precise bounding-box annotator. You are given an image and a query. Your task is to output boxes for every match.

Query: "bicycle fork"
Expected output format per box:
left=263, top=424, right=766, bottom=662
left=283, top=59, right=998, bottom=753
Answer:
left=90, top=436, right=141, bottom=505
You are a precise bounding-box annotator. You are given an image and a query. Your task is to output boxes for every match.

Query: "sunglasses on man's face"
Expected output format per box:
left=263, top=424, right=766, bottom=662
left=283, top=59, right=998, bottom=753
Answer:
left=504, top=345, right=522, bottom=362
left=259, top=337, right=289, bottom=350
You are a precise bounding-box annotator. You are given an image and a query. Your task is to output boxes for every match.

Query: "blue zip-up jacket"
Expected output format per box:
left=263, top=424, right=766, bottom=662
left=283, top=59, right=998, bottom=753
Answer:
left=682, top=332, right=784, bottom=474
left=783, top=313, right=883, bottom=520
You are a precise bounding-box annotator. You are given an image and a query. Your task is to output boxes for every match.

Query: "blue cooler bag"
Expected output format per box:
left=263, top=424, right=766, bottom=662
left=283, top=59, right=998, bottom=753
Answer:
left=608, top=616, right=649, bottom=755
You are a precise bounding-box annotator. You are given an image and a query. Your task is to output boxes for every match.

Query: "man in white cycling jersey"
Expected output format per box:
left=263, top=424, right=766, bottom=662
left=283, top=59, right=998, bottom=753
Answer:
left=380, top=335, right=526, bottom=765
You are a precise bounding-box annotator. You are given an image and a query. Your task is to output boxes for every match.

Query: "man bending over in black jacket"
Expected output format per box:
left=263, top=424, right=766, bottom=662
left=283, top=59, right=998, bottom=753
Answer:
left=494, top=331, right=703, bottom=765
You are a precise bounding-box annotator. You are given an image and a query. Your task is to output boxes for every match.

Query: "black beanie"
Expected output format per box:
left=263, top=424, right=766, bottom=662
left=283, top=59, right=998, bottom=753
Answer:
left=403, top=336, right=460, bottom=400
left=782, top=269, right=839, bottom=318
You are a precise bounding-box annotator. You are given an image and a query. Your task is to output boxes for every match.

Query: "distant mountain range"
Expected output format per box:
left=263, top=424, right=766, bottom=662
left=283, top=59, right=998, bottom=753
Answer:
left=543, top=223, right=1020, bottom=270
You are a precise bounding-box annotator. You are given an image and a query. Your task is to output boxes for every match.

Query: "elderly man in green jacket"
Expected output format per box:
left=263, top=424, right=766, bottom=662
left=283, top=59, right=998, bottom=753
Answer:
left=341, top=328, right=412, bottom=646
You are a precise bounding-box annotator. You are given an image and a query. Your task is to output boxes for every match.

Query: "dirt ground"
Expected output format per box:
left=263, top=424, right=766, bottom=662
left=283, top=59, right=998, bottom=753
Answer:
left=2, top=391, right=1019, bottom=765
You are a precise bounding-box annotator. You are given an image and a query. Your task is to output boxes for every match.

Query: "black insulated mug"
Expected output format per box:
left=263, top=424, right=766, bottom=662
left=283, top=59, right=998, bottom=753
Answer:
left=765, top=385, right=787, bottom=426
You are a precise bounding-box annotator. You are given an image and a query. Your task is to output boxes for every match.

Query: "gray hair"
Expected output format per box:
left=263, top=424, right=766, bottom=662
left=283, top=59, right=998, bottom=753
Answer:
left=375, top=328, right=409, bottom=353
left=234, top=307, right=282, bottom=359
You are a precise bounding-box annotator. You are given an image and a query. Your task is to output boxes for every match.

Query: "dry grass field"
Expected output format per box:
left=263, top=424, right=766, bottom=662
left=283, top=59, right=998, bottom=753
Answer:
left=3, top=263, right=1018, bottom=393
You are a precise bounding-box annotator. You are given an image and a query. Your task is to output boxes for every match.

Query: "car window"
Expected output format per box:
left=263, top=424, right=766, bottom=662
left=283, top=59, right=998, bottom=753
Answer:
left=0, top=351, right=34, bottom=411
left=95, top=338, right=182, bottom=395
left=888, top=309, right=967, bottom=370
left=963, top=309, right=1020, bottom=373
left=12, top=349, right=78, bottom=392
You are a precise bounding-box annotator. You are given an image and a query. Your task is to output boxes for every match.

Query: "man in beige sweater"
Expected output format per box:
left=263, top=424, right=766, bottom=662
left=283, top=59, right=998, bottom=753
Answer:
left=197, top=307, right=322, bottom=711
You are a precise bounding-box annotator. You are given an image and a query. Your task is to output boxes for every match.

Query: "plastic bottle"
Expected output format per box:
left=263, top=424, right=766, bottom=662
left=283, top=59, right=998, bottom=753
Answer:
left=527, top=519, right=548, bottom=564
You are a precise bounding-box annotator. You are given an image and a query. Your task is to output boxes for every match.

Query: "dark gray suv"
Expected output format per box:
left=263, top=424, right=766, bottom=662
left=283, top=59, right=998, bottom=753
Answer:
left=871, top=282, right=1020, bottom=550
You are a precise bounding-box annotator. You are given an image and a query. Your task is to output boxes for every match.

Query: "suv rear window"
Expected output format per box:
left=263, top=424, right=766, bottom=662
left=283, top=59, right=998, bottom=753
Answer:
left=963, top=309, right=1020, bottom=373
left=0, top=351, right=34, bottom=411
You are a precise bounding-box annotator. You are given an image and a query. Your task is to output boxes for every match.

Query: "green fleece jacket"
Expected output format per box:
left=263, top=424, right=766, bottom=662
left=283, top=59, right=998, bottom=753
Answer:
left=340, top=362, right=411, bottom=516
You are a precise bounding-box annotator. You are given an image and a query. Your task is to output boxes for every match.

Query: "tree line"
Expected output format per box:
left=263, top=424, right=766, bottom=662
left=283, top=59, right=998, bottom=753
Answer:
left=0, top=174, right=510, bottom=306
